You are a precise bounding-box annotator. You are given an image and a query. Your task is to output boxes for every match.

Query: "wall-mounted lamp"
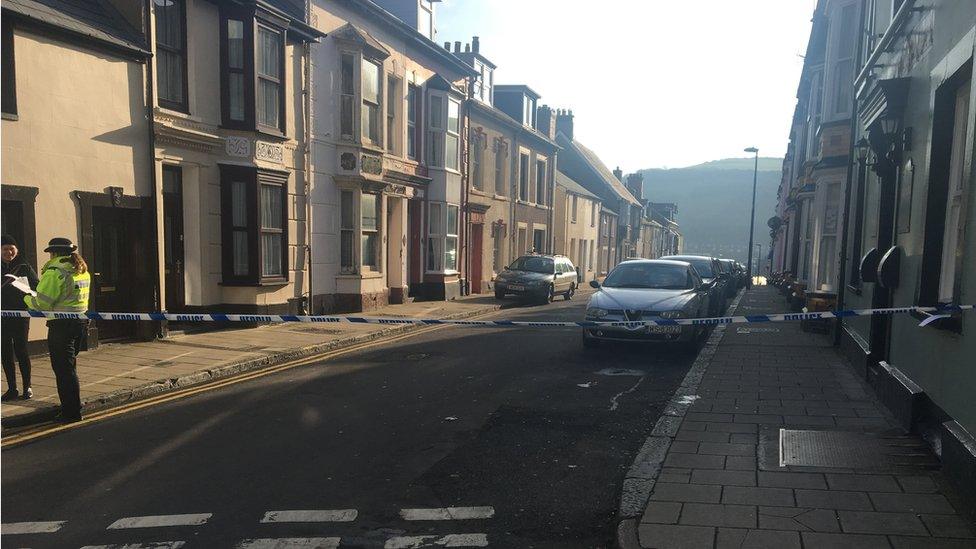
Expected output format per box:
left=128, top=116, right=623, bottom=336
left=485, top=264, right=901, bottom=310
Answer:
left=856, top=136, right=871, bottom=164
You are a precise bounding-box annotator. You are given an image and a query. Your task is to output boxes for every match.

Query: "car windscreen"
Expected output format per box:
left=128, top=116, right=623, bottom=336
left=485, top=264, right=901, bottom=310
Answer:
left=666, top=257, right=713, bottom=278
left=602, top=263, right=692, bottom=290
left=509, top=256, right=554, bottom=274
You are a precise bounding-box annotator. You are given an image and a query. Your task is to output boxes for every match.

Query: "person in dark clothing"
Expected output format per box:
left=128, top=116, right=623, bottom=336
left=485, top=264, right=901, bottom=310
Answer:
left=2, top=234, right=38, bottom=400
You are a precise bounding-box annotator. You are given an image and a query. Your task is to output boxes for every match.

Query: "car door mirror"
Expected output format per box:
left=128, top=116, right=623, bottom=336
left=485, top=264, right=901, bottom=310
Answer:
left=589, top=280, right=600, bottom=289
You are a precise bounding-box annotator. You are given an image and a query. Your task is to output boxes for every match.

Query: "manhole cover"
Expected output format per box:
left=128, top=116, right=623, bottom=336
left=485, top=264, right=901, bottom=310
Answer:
left=779, top=429, right=936, bottom=469
left=406, top=353, right=429, bottom=360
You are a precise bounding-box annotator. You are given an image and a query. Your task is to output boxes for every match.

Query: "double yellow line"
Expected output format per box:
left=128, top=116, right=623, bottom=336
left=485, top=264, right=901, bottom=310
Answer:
left=2, top=323, right=451, bottom=449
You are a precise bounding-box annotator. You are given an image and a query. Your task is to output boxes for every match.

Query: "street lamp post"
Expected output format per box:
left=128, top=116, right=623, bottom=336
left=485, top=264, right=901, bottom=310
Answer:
left=744, top=147, right=759, bottom=289
left=756, top=243, right=763, bottom=281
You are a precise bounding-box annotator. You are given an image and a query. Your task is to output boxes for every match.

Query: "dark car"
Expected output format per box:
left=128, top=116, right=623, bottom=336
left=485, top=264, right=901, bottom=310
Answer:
left=660, top=255, right=728, bottom=316
left=583, top=259, right=710, bottom=349
left=718, top=259, right=739, bottom=297
left=494, top=254, right=578, bottom=303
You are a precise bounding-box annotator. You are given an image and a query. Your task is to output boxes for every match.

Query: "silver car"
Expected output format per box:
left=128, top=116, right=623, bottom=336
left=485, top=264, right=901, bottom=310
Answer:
left=583, top=259, right=712, bottom=349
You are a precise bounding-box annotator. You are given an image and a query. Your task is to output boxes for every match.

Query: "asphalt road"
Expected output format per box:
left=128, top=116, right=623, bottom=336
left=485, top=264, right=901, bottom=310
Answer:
left=1, top=291, right=700, bottom=549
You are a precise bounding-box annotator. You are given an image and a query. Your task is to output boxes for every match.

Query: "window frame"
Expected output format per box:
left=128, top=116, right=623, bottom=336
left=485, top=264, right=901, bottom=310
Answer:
left=407, top=83, right=421, bottom=159
left=386, top=74, right=400, bottom=154
left=518, top=152, right=529, bottom=201
left=571, top=194, right=578, bottom=223
left=361, top=58, right=382, bottom=145
left=220, top=165, right=289, bottom=285
left=471, top=132, right=484, bottom=191
left=446, top=98, right=461, bottom=171
left=1, top=19, right=15, bottom=119
left=340, top=189, right=357, bottom=274
left=361, top=192, right=382, bottom=271
left=219, top=7, right=287, bottom=135
left=494, top=139, right=507, bottom=196
left=535, top=158, right=547, bottom=206
left=427, top=93, right=445, bottom=167
left=154, top=0, right=189, bottom=113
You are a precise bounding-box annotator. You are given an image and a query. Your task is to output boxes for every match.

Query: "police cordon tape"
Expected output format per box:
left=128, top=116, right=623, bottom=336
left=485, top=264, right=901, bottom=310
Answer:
left=1, top=304, right=972, bottom=328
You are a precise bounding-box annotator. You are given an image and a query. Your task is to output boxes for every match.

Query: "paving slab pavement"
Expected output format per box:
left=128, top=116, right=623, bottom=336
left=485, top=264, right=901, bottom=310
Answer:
left=619, top=285, right=976, bottom=549
left=1, top=296, right=502, bottom=428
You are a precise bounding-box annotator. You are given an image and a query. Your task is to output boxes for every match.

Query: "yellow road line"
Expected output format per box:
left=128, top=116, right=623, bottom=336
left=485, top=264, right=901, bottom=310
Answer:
left=1, top=322, right=452, bottom=449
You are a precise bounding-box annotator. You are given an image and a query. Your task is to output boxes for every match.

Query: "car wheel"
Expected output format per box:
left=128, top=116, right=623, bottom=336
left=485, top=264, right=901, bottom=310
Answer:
left=495, top=289, right=505, bottom=300
left=564, top=283, right=575, bottom=301
left=543, top=284, right=554, bottom=304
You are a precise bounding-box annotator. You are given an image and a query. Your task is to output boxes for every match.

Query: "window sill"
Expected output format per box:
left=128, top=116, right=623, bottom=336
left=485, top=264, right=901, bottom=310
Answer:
left=336, top=272, right=383, bottom=280
left=220, top=278, right=289, bottom=287
left=493, top=194, right=508, bottom=201
left=157, top=102, right=190, bottom=116
left=2, top=112, right=18, bottom=121
left=256, top=126, right=288, bottom=141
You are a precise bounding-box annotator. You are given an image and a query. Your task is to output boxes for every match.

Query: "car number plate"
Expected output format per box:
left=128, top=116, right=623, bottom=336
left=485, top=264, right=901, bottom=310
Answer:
left=647, top=325, right=682, bottom=334
left=509, top=284, right=525, bottom=291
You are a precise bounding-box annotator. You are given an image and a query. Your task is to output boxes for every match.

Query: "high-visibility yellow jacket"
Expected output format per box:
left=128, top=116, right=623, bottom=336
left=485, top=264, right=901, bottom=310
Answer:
left=24, top=257, right=91, bottom=312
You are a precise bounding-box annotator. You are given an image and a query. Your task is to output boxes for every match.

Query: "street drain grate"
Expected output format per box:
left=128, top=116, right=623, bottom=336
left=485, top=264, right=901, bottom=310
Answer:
left=779, top=429, right=937, bottom=469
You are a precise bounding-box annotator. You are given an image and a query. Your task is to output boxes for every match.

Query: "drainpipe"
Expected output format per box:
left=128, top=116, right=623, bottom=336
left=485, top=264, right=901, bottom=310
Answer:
left=303, top=0, right=314, bottom=313
left=833, top=0, right=868, bottom=346
left=143, top=0, right=162, bottom=335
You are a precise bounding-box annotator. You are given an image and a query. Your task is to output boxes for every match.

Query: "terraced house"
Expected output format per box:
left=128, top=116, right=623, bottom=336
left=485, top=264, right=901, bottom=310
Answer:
left=148, top=0, right=321, bottom=321
left=772, top=0, right=976, bottom=512
left=2, top=0, right=153, bottom=346
left=308, top=0, right=476, bottom=312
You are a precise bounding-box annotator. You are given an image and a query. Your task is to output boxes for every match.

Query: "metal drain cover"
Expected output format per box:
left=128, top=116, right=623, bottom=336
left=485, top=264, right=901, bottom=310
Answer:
left=778, top=429, right=935, bottom=469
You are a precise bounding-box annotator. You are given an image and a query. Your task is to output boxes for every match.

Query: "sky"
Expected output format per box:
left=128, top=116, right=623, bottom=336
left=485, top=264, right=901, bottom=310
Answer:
left=437, top=0, right=817, bottom=170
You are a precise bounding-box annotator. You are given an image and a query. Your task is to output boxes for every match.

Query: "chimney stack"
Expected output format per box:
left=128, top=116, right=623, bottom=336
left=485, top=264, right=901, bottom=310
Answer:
left=472, top=36, right=480, bottom=53
left=444, top=41, right=451, bottom=50
left=626, top=172, right=644, bottom=200
left=613, top=167, right=623, bottom=181
left=537, top=104, right=556, bottom=140
left=454, top=41, right=462, bottom=53
left=465, top=43, right=470, bottom=53
left=555, top=108, right=574, bottom=141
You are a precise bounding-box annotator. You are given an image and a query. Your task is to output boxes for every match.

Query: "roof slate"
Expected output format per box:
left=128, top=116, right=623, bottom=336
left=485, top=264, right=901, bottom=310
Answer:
left=3, top=0, right=149, bottom=55
left=556, top=133, right=641, bottom=206
left=555, top=171, right=599, bottom=201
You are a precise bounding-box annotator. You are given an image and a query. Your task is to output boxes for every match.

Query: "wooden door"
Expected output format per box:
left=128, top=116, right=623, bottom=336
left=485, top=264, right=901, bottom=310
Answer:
left=91, top=207, right=141, bottom=339
left=162, top=166, right=185, bottom=312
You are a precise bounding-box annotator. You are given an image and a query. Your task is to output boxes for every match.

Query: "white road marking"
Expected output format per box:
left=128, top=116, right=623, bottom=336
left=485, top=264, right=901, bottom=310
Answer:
left=260, top=510, right=358, bottom=523
left=385, top=533, right=488, bottom=548
left=1, top=521, right=66, bottom=534
left=399, top=507, right=494, bottom=521
left=609, top=376, right=645, bottom=411
left=80, top=543, right=186, bottom=549
left=236, top=538, right=341, bottom=549
left=107, top=514, right=212, bottom=529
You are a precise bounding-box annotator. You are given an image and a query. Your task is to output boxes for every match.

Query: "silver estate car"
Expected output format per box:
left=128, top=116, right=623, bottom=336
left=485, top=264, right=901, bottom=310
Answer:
left=583, top=259, right=712, bottom=349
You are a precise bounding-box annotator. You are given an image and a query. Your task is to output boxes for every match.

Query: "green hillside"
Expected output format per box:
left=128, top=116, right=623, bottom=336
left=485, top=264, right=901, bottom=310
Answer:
left=640, top=158, right=782, bottom=265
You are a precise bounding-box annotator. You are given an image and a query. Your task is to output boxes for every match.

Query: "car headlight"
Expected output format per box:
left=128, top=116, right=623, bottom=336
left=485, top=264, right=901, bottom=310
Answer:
left=659, top=310, right=683, bottom=319
left=586, top=307, right=609, bottom=319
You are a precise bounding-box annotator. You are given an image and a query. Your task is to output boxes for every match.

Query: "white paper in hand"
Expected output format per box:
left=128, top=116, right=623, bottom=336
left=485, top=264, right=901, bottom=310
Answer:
left=3, top=274, right=36, bottom=296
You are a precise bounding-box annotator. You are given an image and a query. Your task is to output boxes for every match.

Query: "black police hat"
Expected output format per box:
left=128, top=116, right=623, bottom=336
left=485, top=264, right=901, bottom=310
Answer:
left=44, top=237, right=78, bottom=254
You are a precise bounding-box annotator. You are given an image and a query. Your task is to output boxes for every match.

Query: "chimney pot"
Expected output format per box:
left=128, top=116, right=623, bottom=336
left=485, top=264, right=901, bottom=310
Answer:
left=465, top=43, right=470, bottom=52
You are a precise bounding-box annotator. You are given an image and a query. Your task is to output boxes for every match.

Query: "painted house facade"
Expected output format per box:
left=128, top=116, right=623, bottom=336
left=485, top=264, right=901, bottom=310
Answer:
left=308, top=0, right=475, bottom=312
left=552, top=171, right=600, bottom=282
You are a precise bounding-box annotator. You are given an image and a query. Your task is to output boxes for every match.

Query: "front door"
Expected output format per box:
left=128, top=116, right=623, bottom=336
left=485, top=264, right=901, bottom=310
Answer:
left=470, top=224, right=483, bottom=293
left=91, top=207, right=142, bottom=340
left=162, top=166, right=185, bottom=312
left=408, top=199, right=423, bottom=297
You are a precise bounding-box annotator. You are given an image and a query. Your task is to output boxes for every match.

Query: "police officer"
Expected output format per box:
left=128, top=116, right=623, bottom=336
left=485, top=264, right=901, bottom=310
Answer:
left=24, top=237, right=91, bottom=423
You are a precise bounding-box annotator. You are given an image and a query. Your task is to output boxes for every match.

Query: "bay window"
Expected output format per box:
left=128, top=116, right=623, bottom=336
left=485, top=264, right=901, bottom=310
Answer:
left=220, top=9, right=286, bottom=134
left=362, top=193, right=380, bottom=269
left=361, top=59, right=381, bottom=145
left=340, top=53, right=355, bottom=139
left=816, top=182, right=841, bottom=289
left=340, top=190, right=355, bottom=272
left=937, top=77, right=972, bottom=303
left=387, top=75, right=400, bottom=153
left=446, top=99, right=460, bottom=170
left=427, top=95, right=443, bottom=166
left=407, top=84, right=420, bottom=159
left=220, top=165, right=289, bottom=284
left=155, top=0, right=187, bottom=111
left=427, top=203, right=458, bottom=272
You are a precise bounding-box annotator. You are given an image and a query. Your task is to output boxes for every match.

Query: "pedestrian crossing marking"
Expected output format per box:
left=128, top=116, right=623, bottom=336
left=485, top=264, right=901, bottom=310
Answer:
left=385, top=533, right=489, bottom=548
left=107, top=514, right=212, bottom=529
left=260, top=510, right=358, bottom=523
left=1, top=520, right=66, bottom=534
left=399, top=507, right=495, bottom=521
left=236, top=537, right=341, bottom=548
left=80, top=543, right=186, bottom=549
